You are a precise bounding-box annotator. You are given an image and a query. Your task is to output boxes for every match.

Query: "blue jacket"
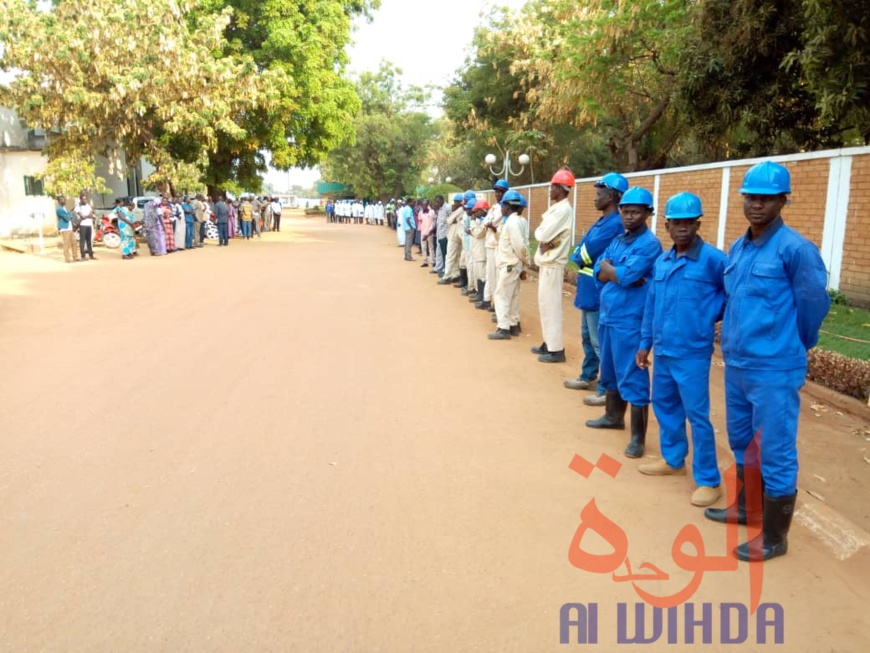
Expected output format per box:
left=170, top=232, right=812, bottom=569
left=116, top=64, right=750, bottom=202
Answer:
left=595, top=225, right=662, bottom=327
left=721, top=217, right=830, bottom=371
left=182, top=202, right=195, bottom=221
left=570, top=211, right=624, bottom=311
left=640, top=236, right=727, bottom=359
left=56, top=205, right=72, bottom=230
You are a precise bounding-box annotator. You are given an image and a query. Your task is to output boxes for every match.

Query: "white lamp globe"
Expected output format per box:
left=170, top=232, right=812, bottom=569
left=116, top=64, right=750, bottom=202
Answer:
left=485, top=153, right=497, bottom=165
left=518, top=153, right=531, bottom=166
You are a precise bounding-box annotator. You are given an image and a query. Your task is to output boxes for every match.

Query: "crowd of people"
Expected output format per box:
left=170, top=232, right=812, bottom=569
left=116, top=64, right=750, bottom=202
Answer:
left=325, top=199, right=386, bottom=224
left=54, top=192, right=286, bottom=261
left=389, top=162, right=830, bottom=564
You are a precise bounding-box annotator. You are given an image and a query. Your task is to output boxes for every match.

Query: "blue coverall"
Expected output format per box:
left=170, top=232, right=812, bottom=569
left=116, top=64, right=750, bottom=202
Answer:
left=721, top=217, right=830, bottom=498
left=570, top=211, right=624, bottom=386
left=640, top=236, right=727, bottom=487
left=594, top=225, right=662, bottom=405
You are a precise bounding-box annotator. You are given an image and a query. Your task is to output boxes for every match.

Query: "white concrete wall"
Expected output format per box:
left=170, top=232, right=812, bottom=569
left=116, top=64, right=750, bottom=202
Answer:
left=0, top=150, right=55, bottom=237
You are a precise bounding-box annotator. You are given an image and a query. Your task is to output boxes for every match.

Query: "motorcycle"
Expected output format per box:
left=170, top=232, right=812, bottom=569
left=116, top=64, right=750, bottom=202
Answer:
left=94, top=214, right=122, bottom=249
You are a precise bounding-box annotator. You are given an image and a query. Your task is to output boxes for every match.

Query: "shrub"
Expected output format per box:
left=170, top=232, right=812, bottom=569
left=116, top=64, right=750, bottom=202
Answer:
left=806, top=349, right=870, bottom=401
left=828, top=289, right=849, bottom=306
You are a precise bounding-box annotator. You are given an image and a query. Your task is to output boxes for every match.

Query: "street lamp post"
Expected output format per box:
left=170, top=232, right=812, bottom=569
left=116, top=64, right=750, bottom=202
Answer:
left=485, top=151, right=530, bottom=185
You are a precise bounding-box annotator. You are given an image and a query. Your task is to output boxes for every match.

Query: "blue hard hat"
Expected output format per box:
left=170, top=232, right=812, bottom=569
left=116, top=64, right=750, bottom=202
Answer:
left=594, top=172, right=629, bottom=194
left=465, top=199, right=476, bottom=211
left=493, top=179, right=509, bottom=191
left=739, top=161, right=791, bottom=195
left=453, top=193, right=464, bottom=202
left=619, top=187, right=655, bottom=209
left=500, top=189, right=528, bottom=208
left=464, top=190, right=477, bottom=202
left=664, top=192, right=703, bottom=219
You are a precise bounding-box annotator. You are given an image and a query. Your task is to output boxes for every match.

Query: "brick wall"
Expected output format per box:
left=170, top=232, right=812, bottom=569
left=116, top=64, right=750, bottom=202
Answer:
left=841, top=156, right=870, bottom=306
left=480, top=150, right=870, bottom=304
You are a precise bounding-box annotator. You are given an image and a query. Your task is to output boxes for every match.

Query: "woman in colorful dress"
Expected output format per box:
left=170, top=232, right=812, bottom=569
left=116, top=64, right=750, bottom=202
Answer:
left=115, top=198, right=137, bottom=260
left=160, top=197, right=176, bottom=253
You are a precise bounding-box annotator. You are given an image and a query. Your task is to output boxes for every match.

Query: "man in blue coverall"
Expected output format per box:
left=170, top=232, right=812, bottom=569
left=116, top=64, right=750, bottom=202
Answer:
left=704, top=161, right=830, bottom=562
left=634, top=192, right=727, bottom=508
left=587, top=187, right=662, bottom=458
left=566, top=172, right=628, bottom=406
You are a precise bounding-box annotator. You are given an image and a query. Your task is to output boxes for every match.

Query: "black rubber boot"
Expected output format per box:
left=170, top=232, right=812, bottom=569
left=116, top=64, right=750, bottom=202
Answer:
left=454, top=268, right=468, bottom=289
left=735, top=493, right=796, bottom=562
left=624, top=404, right=647, bottom=458
left=531, top=342, right=549, bottom=355
left=705, top=465, right=763, bottom=526
left=585, top=391, right=627, bottom=429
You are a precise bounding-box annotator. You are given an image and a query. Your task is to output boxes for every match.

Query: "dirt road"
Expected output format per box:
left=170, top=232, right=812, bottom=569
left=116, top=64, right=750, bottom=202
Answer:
left=1, top=218, right=868, bottom=651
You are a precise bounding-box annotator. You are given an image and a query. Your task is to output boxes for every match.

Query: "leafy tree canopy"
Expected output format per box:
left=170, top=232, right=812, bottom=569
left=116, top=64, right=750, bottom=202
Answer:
left=320, top=62, right=437, bottom=200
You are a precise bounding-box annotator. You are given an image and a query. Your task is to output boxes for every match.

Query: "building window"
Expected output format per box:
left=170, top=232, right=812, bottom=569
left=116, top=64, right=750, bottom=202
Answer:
left=24, top=176, right=44, bottom=196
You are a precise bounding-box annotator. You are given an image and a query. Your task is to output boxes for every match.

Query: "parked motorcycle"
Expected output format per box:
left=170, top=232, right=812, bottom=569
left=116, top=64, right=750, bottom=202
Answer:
left=94, top=214, right=121, bottom=249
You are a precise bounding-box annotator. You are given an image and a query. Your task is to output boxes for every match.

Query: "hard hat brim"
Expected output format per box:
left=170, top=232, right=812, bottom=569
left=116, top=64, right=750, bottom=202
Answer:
left=739, top=187, right=791, bottom=195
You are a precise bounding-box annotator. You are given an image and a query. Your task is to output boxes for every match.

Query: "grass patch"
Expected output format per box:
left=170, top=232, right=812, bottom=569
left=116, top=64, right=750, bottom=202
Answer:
left=817, top=304, right=870, bottom=360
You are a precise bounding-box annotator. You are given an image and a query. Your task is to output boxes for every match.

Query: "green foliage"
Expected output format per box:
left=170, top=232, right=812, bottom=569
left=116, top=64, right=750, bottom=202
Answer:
left=676, top=0, right=839, bottom=159
left=421, top=183, right=462, bottom=202
left=441, top=7, right=617, bottom=184
left=510, top=0, right=695, bottom=171
left=0, top=0, right=258, bottom=195
left=321, top=63, right=437, bottom=200
left=789, top=0, right=870, bottom=141
left=198, top=0, right=378, bottom=192
left=828, top=289, right=849, bottom=306
left=817, top=305, right=870, bottom=360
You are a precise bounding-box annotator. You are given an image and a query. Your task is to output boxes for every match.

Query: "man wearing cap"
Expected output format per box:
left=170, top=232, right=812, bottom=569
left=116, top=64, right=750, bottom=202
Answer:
left=587, top=187, right=662, bottom=458
left=477, top=181, right=509, bottom=310
left=468, top=199, right=490, bottom=302
left=566, top=173, right=628, bottom=402
left=488, top=191, right=530, bottom=340
left=705, top=161, right=829, bottom=562
left=634, top=192, right=727, bottom=508
left=439, top=192, right=472, bottom=285
left=531, top=169, right=576, bottom=363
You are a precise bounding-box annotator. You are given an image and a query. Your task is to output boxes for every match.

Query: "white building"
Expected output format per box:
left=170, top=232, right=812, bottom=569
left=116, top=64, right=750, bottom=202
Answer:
left=0, top=107, right=145, bottom=237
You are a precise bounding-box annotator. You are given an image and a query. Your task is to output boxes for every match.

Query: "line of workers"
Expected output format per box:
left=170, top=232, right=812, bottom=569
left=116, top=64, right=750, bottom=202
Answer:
left=421, top=161, right=829, bottom=564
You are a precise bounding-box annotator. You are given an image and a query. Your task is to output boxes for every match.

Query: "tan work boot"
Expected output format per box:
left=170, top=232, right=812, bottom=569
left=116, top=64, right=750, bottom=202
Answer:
left=638, top=458, right=687, bottom=476
left=691, top=485, right=722, bottom=507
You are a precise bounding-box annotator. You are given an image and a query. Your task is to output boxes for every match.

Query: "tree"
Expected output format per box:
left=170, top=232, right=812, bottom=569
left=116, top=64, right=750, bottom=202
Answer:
left=788, top=0, right=870, bottom=142
left=442, top=9, right=615, bottom=184
left=510, top=0, right=695, bottom=171
left=676, top=0, right=840, bottom=159
left=320, top=63, right=437, bottom=200
left=0, top=0, right=260, bottom=196
left=196, top=0, right=379, bottom=193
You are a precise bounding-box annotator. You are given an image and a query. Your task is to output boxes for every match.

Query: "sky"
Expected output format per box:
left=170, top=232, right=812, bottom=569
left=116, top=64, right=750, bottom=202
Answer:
left=268, top=0, right=528, bottom=192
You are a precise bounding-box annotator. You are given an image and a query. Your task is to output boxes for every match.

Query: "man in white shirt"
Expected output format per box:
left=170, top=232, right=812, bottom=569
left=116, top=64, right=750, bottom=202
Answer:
left=270, top=197, right=283, bottom=232
left=74, top=191, right=96, bottom=260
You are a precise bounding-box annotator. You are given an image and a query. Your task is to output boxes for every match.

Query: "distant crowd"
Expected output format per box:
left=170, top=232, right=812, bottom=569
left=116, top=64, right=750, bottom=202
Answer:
left=55, top=192, right=286, bottom=261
